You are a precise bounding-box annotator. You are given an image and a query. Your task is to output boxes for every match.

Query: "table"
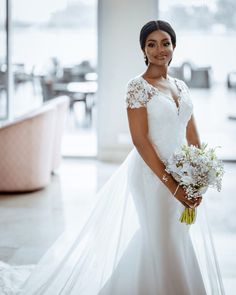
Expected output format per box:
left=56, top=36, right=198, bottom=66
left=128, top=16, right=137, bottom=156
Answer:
left=53, top=81, right=97, bottom=94
left=53, top=81, right=98, bottom=126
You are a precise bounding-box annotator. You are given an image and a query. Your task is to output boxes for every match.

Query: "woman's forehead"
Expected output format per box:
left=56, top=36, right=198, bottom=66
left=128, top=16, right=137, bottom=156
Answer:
left=146, top=30, right=171, bottom=41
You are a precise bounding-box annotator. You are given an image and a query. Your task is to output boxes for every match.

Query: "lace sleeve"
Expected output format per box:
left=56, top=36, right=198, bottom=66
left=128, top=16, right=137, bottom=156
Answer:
left=125, top=78, right=148, bottom=109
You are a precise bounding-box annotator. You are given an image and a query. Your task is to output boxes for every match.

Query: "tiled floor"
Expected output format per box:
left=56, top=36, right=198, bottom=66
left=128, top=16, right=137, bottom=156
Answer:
left=0, top=158, right=117, bottom=264
left=0, top=158, right=235, bottom=294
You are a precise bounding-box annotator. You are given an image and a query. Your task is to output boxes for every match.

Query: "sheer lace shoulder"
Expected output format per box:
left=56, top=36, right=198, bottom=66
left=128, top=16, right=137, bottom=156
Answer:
left=175, top=78, right=191, bottom=97
left=174, top=78, right=193, bottom=107
left=125, top=77, right=149, bottom=109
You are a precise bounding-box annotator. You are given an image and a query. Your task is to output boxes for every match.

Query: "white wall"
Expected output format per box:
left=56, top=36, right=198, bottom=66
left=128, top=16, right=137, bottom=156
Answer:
left=97, top=0, right=158, bottom=162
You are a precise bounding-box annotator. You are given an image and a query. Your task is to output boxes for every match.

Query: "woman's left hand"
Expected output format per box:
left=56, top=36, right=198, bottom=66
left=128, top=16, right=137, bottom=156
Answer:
left=193, top=196, right=202, bottom=208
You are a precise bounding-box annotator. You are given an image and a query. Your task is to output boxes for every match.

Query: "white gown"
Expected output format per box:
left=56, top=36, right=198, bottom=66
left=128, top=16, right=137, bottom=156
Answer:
left=0, top=75, right=225, bottom=295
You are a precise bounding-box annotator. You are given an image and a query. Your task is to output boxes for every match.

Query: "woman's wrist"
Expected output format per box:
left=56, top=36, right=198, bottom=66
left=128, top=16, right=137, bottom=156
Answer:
left=161, top=172, right=179, bottom=194
left=173, top=183, right=180, bottom=196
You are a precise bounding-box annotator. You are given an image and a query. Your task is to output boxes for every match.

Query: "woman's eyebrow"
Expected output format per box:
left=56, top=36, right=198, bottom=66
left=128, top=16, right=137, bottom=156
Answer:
left=147, top=38, right=170, bottom=42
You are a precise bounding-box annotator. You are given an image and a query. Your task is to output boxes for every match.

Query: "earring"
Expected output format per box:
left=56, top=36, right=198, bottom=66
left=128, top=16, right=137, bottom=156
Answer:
left=144, top=55, right=148, bottom=64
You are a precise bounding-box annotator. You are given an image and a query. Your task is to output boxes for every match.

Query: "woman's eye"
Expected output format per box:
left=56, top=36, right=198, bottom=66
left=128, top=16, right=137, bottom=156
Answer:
left=147, top=43, right=155, bottom=47
left=164, top=42, right=170, bottom=46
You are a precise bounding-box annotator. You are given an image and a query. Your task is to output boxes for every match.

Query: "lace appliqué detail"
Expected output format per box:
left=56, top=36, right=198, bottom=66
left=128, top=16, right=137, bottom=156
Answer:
left=125, top=78, right=157, bottom=109
left=175, top=79, right=189, bottom=96
left=177, top=79, right=194, bottom=108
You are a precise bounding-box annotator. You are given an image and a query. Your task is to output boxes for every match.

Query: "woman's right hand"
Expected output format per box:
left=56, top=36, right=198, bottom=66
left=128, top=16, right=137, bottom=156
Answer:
left=174, top=185, right=202, bottom=208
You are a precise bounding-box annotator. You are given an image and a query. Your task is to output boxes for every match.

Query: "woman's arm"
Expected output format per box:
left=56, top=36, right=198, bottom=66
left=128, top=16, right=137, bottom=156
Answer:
left=186, top=114, right=201, bottom=148
left=127, top=107, right=197, bottom=208
left=127, top=107, right=176, bottom=192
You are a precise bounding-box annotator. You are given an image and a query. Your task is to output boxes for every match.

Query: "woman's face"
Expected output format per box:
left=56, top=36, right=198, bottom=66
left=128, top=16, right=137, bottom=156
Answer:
left=144, top=29, right=175, bottom=66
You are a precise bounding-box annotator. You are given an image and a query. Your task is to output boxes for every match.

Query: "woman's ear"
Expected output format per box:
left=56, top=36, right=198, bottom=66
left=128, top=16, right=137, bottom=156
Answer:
left=142, top=50, right=147, bottom=58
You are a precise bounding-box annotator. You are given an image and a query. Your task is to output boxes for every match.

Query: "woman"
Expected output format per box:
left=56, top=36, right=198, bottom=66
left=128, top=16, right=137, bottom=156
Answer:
left=127, top=20, right=202, bottom=209
left=1, top=20, right=224, bottom=295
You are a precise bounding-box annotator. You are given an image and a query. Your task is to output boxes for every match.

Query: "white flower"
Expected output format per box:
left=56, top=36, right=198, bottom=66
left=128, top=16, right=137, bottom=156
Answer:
left=181, top=175, right=193, bottom=185
left=166, top=163, right=181, bottom=175
left=181, top=163, right=191, bottom=173
left=198, top=186, right=208, bottom=194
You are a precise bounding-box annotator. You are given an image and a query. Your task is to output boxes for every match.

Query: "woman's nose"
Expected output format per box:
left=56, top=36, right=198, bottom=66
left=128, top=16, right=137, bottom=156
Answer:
left=155, top=44, right=164, bottom=53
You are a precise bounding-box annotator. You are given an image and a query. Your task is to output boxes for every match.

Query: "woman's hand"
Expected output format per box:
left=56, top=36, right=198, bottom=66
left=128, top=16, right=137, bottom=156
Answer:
left=193, top=195, right=202, bottom=208
left=174, top=186, right=202, bottom=208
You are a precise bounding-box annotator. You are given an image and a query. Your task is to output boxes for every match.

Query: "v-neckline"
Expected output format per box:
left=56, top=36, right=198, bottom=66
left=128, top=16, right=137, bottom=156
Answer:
left=139, top=75, right=182, bottom=114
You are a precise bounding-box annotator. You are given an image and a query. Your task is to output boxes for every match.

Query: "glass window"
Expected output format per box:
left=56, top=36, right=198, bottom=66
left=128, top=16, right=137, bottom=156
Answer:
left=12, top=0, right=97, bottom=157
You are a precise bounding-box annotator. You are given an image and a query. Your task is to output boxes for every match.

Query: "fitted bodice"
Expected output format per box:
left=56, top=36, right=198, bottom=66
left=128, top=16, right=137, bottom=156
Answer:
left=125, top=75, right=193, bottom=161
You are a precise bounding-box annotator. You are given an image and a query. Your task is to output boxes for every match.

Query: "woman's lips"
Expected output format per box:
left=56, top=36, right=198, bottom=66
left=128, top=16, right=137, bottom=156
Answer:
left=156, top=55, right=167, bottom=60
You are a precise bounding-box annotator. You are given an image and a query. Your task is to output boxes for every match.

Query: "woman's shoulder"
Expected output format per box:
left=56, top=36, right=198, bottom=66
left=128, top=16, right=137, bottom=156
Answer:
left=126, top=75, right=144, bottom=89
left=125, top=75, right=149, bottom=109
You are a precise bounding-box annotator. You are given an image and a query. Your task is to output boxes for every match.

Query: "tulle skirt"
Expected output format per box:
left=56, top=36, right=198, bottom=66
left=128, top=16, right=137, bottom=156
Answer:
left=19, top=148, right=225, bottom=295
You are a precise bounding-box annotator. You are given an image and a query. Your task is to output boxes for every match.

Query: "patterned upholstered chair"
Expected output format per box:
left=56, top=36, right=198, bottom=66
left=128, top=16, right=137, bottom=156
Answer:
left=45, top=96, right=69, bottom=172
left=0, top=96, right=69, bottom=192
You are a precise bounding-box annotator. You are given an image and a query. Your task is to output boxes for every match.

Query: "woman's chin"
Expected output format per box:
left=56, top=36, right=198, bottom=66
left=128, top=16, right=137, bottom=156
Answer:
left=150, top=60, right=169, bottom=67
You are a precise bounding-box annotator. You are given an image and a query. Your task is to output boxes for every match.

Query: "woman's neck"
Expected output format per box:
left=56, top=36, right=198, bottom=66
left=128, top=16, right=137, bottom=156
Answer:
left=143, top=64, right=168, bottom=80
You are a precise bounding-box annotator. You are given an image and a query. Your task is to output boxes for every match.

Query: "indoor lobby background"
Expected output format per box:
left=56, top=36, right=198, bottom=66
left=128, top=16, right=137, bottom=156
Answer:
left=0, top=0, right=235, bottom=293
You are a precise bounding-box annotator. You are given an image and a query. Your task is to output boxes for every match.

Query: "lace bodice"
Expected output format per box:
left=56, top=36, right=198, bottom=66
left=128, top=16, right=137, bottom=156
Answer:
left=125, top=75, right=193, bottom=161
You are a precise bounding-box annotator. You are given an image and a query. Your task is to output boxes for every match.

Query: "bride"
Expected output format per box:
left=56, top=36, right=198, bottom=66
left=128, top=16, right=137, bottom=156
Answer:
left=1, top=20, right=225, bottom=295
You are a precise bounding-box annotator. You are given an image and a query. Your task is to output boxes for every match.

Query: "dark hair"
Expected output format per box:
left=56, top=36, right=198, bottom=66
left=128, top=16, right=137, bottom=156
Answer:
left=139, top=20, right=176, bottom=66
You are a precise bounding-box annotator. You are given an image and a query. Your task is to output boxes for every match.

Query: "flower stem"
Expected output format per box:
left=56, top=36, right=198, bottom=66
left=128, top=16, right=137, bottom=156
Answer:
left=179, top=208, right=196, bottom=225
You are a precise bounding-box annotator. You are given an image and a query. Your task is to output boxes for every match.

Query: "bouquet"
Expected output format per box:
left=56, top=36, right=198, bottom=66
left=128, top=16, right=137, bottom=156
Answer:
left=165, top=143, right=224, bottom=225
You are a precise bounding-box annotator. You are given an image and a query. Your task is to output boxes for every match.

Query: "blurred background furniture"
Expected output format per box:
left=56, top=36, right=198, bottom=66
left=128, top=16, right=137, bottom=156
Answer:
left=53, top=81, right=97, bottom=124
left=226, top=72, right=236, bottom=120
left=40, top=76, right=56, bottom=102
left=0, top=62, right=34, bottom=88
left=227, top=72, right=236, bottom=89
left=46, top=96, right=70, bottom=171
left=0, top=96, right=69, bottom=192
left=38, top=59, right=97, bottom=127
left=0, top=64, right=7, bottom=96
left=61, top=60, right=95, bottom=82
left=169, top=61, right=212, bottom=88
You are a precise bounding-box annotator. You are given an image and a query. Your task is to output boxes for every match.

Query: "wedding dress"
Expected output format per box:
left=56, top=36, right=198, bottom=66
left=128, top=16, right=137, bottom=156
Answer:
left=0, top=74, right=225, bottom=295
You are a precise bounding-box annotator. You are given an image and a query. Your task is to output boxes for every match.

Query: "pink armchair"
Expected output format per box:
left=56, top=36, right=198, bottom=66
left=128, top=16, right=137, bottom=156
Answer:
left=0, top=96, right=69, bottom=192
